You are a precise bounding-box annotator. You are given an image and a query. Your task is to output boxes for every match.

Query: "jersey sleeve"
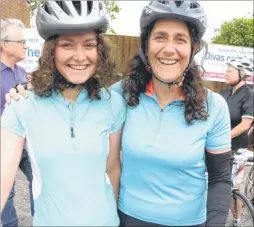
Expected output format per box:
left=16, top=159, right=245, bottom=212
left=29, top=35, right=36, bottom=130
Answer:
left=242, top=90, right=253, bottom=119
left=1, top=99, right=25, bottom=137
left=109, top=91, right=126, bottom=134
left=206, top=93, right=231, bottom=151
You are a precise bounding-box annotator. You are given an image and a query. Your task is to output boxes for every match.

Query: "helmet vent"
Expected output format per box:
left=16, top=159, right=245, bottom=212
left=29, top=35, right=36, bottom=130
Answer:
left=174, top=1, right=184, bottom=8
left=44, top=4, right=50, bottom=14
left=158, top=0, right=167, bottom=4
left=190, top=2, right=200, bottom=9
left=72, top=1, right=81, bottom=15
left=87, top=1, right=93, bottom=14
left=242, top=62, right=251, bottom=67
left=55, top=1, right=72, bottom=16
left=99, top=1, right=104, bottom=10
left=55, top=1, right=63, bottom=7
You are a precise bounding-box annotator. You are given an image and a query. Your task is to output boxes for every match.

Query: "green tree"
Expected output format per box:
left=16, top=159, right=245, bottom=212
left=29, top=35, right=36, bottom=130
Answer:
left=29, top=0, right=120, bottom=34
left=211, top=17, right=254, bottom=48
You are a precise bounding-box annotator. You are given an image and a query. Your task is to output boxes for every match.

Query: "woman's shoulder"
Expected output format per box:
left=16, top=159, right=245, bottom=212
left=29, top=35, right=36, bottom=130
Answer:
left=100, top=87, right=126, bottom=108
left=109, top=80, right=124, bottom=97
left=99, top=88, right=126, bottom=124
left=8, top=91, right=35, bottom=109
left=242, top=85, right=254, bottom=97
left=206, top=88, right=228, bottom=110
left=220, top=86, right=231, bottom=95
left=2, top=91, right=40, bottom=122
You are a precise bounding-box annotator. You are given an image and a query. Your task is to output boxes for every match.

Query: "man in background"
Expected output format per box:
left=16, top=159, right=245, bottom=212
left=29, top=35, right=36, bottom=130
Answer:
left=1, top=18, right=34, bottom=227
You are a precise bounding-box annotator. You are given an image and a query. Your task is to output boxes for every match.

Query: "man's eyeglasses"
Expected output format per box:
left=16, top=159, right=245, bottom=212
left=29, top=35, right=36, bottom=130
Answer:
left=3, top=40, right=27, bottom=45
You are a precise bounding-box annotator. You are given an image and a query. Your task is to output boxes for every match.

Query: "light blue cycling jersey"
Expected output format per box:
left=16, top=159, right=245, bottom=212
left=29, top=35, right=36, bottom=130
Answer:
left=111, top=81, right=231, bottom=226
left=1, top=88, right=126, bottom=226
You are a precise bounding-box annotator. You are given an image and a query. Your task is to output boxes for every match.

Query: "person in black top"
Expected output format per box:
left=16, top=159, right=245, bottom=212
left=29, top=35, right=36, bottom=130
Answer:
left=220, top=57, right=253, bottom=151
left=220, top=56, right=253, bottom=227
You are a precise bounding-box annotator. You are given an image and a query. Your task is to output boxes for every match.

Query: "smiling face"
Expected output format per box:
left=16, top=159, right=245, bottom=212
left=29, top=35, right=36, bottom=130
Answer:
left=147, top=19, right=192, bottom=83
left=54, top=32, right=99, bottom=85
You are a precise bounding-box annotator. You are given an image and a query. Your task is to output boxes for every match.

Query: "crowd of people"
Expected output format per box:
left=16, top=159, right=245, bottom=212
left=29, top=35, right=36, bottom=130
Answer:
left=1, top=1, right=253, bottom=227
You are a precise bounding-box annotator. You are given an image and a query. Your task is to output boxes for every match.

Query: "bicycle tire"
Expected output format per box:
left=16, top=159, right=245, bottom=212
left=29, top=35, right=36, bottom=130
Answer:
left=245, top=167, right=254, bottom=205
left=226, top=190, right=254, bottom=227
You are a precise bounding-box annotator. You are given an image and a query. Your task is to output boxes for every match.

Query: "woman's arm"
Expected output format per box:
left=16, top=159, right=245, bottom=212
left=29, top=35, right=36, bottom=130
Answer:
left=205, top=149, right=232, bottom=227
left=231, top=118, right=253, bottom=138
left=106, top=129, right=122, bottom=204
left=205, top=93, right=232, bottom=226
left=1, top=128, right=25, bottom=211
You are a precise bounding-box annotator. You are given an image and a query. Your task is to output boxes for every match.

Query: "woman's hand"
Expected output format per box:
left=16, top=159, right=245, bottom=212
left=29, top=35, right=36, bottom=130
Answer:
left=5, top=84, right=29, bottom=105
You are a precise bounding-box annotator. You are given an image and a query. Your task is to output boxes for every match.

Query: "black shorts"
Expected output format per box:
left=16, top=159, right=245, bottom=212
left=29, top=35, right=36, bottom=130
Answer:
left=118, top=209, right=205, bottom=227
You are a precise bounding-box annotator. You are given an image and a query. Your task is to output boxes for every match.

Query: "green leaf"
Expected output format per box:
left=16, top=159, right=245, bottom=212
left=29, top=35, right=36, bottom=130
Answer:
left=211, top=17, right=254, bottom=48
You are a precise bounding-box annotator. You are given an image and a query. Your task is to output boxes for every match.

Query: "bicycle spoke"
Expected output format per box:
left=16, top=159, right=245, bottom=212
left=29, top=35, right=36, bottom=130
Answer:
left=226, top=190, right=254, bottom=227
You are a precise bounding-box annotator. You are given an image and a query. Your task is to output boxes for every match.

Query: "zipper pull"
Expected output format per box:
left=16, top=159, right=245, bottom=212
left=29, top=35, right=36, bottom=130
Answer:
left=71, top=127, right=75, bottom=138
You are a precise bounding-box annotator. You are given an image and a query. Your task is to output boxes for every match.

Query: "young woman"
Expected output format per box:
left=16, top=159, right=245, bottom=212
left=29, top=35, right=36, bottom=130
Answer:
left=1, top=1, right=126, bottom=226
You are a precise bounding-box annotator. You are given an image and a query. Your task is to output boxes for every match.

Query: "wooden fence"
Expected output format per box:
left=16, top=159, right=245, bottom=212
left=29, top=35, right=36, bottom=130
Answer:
left=105, top=34, right=140, bottom=74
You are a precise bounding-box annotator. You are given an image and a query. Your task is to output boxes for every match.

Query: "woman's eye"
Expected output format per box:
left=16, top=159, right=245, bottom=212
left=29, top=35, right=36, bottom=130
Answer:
left=176, top=38, right=187, bottom=43
left=85, top=43, right=98, bottom=49
left=86, top=43, right=97, bottom=47
left=155, top=36, right=165, bottom=41
left=61, top=43, right=73, bottom=48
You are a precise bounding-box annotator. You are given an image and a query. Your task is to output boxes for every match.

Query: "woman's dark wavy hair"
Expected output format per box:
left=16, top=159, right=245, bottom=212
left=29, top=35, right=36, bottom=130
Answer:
left=122, top=21, right=209, bottom=124
left=31, top=32, right=116, bottom=100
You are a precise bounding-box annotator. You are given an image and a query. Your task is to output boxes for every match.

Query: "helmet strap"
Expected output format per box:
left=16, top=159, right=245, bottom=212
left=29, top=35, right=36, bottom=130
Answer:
left=53, top=70, right=81, bottom=89
left=230, top=69, right=247, bottom=87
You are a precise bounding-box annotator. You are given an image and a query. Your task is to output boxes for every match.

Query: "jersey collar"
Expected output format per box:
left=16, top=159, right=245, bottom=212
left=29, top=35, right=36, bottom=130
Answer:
left=52, top=89, right=89, bottom=104
left=145, top=80, right=185, bottom=100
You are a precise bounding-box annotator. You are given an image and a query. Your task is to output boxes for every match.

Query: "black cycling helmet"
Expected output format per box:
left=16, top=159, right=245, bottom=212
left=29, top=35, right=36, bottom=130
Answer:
left=36, top=0, right=109, bottom=40
left=140, top=0, right=207, bottom=38
left=139, top=1, right=207, bottom=87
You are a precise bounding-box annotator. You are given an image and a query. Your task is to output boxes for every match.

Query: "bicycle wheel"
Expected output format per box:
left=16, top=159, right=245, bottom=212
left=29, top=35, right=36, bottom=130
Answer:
left=226, top=190, right=254, bottom=227
left=245, top=167, right=254, bottom=206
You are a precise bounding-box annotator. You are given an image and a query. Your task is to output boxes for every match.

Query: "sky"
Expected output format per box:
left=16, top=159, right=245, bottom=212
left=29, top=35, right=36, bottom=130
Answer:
left=30, top=1, right=253, bottom=42
left=110, top=1, right=253, bottom=42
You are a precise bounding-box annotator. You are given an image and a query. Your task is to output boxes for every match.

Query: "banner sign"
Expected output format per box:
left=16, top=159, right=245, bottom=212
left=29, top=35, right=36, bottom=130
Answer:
left=195, top=44, right=253, bottom=84
left=18, top=28, right=44, bottom=73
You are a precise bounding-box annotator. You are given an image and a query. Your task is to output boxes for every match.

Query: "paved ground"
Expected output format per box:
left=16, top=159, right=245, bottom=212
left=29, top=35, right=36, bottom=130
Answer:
left=7, top=166, right=253, bottom=226
left=14, top=170, right=33, bottom=226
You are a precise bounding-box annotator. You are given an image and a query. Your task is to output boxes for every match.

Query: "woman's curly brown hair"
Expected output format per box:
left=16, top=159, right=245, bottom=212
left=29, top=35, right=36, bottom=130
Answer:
left=122, top=22, right=209, bottom=124
left=31, top=32, right=116, bottom=100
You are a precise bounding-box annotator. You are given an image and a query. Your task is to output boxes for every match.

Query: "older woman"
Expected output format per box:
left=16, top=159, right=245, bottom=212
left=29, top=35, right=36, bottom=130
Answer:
left=112, top=1, right=232, bottom=226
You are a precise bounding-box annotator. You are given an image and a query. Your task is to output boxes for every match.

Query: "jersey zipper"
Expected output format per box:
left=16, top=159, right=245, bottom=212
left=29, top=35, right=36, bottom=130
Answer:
left=68, top=103, right=75, bottom=138
left=153, top=106, right=164, bottom=141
